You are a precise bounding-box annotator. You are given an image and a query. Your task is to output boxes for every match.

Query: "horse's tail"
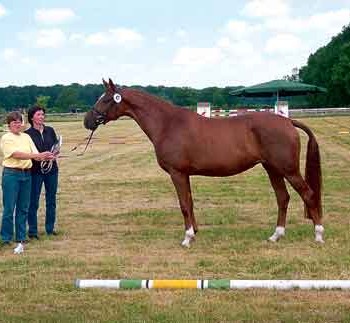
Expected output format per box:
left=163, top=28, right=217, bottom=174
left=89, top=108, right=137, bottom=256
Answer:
left=292, top=119, right=322, bottom=219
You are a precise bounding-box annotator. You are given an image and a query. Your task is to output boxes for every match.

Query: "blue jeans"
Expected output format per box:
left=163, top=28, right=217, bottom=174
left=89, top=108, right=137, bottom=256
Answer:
left=1, top=168, right=31, bottom=242
left=28, top=171, right=58, bottom=235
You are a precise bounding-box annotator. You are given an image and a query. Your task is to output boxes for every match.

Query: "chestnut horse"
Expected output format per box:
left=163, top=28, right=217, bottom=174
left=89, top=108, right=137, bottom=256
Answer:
left=84, top=79, right=324, bottom=246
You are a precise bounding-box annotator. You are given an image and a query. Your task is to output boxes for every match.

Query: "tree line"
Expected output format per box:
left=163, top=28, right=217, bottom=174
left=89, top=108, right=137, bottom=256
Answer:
left=0, top=82, right=326, bottom=114
left=0, top=82, right=246, bottom=113
left=298, top=23, right=350, bottom=107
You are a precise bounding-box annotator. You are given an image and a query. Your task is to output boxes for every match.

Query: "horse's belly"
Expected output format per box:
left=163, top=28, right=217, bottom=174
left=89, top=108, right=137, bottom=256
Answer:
left=189, top=156, right=259, bottom=177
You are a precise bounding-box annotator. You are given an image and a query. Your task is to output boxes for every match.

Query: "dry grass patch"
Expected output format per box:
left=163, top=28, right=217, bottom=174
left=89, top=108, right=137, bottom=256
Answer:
left=0, top=116, right=350, bottom=322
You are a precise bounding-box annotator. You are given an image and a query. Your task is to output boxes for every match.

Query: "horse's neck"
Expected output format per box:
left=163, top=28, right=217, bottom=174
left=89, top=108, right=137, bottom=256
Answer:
left=124, top=93, right=173, bottom=144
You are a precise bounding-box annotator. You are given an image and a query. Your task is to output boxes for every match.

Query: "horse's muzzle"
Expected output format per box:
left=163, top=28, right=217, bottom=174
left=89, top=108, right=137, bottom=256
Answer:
left=84, top=111, right=98, bottom=131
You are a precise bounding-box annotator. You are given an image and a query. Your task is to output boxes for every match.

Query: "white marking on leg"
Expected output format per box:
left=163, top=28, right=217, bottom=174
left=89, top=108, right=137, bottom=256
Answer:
left=315, top=225, right=325, bottom=243
left=268, top=226, right=285, bottom=242
left=181, top=226, right=195, bottom=248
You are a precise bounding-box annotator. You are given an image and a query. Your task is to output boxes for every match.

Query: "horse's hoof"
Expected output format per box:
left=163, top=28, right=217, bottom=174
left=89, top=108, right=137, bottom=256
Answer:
left=268, top=226, right=285, bottom=242
left=315, top=237, right=325, bottom=244
left=315, top=225, right=324, bottom=244
left=268, top=233, right=282, bottom=242
left=181, top=240, right=191, bottom=248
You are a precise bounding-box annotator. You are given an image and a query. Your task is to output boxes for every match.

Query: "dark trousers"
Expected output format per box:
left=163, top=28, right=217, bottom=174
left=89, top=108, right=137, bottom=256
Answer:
left=28, top=171, right=58, bottom=235
left=1, top=168, right=31, bottom=242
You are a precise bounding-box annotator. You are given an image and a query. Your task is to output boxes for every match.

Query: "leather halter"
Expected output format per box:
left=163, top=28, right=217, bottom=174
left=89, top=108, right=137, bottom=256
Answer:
left=91, top=107, right=108, bottom=125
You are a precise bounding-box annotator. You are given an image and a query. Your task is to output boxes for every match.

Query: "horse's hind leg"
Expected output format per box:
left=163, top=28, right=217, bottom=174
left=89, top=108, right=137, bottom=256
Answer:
left=263, top=165, right=290, bottom=242
left=170, top=171, right=197, bottom=247
left=285, top=173, right=324, bottom=243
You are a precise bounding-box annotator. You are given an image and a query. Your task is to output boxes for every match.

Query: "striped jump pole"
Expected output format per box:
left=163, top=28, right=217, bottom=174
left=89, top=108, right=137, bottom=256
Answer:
left=210, top=109, right=275, bottom=118
left=75, top=279, right=350, bottom=290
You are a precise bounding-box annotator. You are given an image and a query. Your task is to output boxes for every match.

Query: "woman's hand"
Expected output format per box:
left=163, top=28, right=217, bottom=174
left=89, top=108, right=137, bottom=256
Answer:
left=34, top=151, right=55, bottom=161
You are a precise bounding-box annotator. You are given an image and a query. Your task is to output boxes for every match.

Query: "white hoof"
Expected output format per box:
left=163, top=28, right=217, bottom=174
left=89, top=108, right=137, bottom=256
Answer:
left=315, top=225, right=325, bottom=243
left=181, top=239, right=191, bottom=248
left=268, top=226, right=285, bottom=242
left=315, top=237, right=325, bottom=244
left=181, top=226, right=195, bottom=248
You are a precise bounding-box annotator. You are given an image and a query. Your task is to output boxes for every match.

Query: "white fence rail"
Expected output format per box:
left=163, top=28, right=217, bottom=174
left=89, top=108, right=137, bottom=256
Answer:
left=289, top=107, right=350, bottom=117
left=210, top=107, right=350, bottom=118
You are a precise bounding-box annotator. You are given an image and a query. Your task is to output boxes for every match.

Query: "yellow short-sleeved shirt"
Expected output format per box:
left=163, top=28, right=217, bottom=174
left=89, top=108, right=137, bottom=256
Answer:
left=0, top=132, right=38, bottom=169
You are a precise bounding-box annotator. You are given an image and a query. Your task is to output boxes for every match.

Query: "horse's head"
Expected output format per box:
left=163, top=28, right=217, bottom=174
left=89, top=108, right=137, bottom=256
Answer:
left=84, top=78, right=126, bottom=130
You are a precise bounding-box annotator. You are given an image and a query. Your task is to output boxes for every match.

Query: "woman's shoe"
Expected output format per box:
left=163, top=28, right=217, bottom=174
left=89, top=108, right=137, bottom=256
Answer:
left=13, top=243, right=24, bottom=254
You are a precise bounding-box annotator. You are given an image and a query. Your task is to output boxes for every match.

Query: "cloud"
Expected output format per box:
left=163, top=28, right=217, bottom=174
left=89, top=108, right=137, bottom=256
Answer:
left=264, top=9, right=350, bottom=35
left=35, top=29, right=66, bottom=48
left=35, top=8, right=76, bottom=24
left=69, top=33, right=84, bottom=42
left=85, top=28, right=143, bottom=48
left=156, top=36, right=167, bottom=44
left=175, top=28, right=188, bottom=39
left=2, top=48, right=18, bottom=61
left=241, top=0, right=289, bottom=18
left=265, top=33, right=303, bottom=54
left=20, top=57, right=37, bottom=65
left=1, top=48, right=36, bottom=66
left=217, top=37, right=260, bottom=58
left=222, top=20, right=262, bottom=40
left=306, top=9, right=350, bottom=35
left=0, top=3, right=7, bottom=17
left=173, top=47, right=222, bottom=66
left=96, top=56, right=107, bottom=63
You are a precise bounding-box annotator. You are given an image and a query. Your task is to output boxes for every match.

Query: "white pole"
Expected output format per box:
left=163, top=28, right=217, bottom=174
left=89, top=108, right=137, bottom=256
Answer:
left=76, top=279, right=121, bottom=289
left=75, top=279, right=350, bottom=290
left=229, top=280, right=350, bottom=290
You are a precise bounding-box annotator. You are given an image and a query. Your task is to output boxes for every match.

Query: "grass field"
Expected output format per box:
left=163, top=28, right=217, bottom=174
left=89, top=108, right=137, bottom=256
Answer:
left=0, top=116, right=350, bottom=322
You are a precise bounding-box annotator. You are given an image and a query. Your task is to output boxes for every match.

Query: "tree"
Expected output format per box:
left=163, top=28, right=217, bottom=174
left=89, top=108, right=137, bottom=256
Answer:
left=299, top=23, right=350, bottom=106
left=36, top=95, right=51, bottom=109
left=331, top=43, right=350, bottom=102
left=54, top=87, right=81, bottom=112
left=212, top=89, right=226, bottom=107
left=283, top=67, right=300, bottom=81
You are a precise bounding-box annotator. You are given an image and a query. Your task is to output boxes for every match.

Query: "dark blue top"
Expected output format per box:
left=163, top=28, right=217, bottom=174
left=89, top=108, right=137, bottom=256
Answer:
left=25, top=126, right=59, bottom=174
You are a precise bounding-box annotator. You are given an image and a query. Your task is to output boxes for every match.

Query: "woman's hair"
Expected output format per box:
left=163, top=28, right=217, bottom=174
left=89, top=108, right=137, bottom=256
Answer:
left=6, top=111, right=23, bottom=125
left=27, top=105, right=46, bottom=126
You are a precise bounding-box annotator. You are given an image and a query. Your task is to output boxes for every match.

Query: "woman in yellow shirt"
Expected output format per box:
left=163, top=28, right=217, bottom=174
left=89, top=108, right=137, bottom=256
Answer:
left=0, top=111, right=54, bottom=254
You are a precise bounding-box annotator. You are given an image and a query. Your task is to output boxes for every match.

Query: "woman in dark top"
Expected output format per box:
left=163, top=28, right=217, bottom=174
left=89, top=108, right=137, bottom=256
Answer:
left=25, top=106, right=60, bottom=238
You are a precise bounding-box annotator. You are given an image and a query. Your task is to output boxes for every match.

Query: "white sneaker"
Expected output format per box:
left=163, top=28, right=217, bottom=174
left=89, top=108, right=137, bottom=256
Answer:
left=13, top=243, right=24, bottom=254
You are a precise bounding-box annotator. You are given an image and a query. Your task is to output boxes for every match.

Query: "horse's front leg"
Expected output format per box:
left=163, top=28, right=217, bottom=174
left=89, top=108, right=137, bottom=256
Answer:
left=170, top=170, right=197, bottom=247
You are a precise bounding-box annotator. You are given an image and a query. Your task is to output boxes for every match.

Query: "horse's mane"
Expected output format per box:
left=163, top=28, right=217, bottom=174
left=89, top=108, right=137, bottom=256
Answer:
left=122, top=87, right=178, bottom=111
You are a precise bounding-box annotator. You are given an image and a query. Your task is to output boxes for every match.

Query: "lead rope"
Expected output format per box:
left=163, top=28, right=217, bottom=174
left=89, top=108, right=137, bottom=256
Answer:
left=41, top=135, right=62, bottom=174
left=70, top=128, right=139, bottom=156
left=70, top=130, right=95, bottom=156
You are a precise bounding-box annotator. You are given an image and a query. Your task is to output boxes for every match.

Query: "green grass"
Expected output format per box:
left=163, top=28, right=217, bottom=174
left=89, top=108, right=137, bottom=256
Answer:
left=0, top=116, right=350, bottom=322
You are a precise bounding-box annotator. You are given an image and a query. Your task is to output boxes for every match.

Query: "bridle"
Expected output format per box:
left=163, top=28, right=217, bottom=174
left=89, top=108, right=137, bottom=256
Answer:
left=91, top=107, right=108, bottom=126
left=91, top=91, right=122, bottom=126
left=76, top=91, right=123, bottom=155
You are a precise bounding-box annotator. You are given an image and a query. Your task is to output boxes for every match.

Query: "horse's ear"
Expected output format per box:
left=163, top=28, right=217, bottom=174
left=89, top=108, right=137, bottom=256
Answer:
left=108, top=78, right=116, bottom=91
left=102, top=78, right=108, bottom=89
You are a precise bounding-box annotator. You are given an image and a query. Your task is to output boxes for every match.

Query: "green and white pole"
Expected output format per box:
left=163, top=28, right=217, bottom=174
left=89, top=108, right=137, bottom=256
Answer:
left=75, top=279, right=350, bottom=290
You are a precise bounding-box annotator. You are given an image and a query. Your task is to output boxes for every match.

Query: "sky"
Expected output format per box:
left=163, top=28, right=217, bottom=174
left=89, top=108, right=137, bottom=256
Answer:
left=0, top=0, right=350, bottom=89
